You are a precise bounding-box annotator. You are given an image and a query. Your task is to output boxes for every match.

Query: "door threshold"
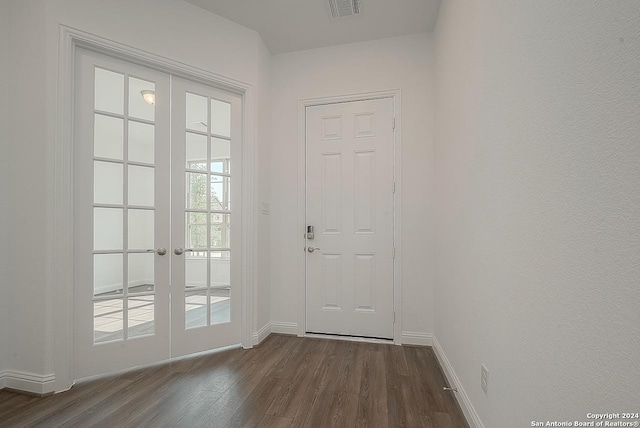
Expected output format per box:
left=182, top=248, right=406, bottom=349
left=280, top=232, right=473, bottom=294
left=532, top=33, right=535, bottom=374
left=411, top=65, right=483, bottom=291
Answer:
left=75, top=343, right=242, bottom=385
left=305, top=332, right=393, bottom=344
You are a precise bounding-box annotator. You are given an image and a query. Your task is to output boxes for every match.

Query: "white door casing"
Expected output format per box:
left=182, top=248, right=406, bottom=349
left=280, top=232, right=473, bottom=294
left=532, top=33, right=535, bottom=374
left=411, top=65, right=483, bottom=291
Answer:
left=305, top=98, right=395, bottom=339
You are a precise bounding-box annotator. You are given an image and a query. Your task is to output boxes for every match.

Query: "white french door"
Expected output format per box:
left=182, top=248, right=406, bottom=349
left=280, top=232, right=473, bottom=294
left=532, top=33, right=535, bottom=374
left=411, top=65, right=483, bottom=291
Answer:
left=170, top=77, right=241, bottom=357
left=73, top=49, right=241, bottom=378
left=305, top=98, right=395, bottom=339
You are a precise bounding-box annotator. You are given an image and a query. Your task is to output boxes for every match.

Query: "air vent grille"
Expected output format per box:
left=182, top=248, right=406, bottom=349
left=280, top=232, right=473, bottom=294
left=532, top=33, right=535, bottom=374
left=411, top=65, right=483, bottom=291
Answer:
left=328, top=0, right=361, bottom=18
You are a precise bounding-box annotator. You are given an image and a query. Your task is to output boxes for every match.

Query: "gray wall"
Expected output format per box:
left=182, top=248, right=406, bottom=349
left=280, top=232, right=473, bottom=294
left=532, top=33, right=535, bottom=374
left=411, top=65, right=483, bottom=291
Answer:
left=0, top=0, right=11, bottom=380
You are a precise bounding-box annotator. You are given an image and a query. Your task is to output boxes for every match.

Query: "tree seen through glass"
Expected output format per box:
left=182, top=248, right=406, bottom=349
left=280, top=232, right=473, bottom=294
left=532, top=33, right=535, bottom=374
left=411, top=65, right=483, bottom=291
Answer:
left=187, top=159, right=230, bottom=255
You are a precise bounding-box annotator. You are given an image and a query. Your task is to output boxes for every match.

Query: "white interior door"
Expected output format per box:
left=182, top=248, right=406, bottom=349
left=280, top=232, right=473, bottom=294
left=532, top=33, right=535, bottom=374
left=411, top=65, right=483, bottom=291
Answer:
left=74, top=49, right=171, bottom=377
left=170, top=77, right=242, bottom=357
left=74, top=50, right=242, bottom=378
left=305, top=98, right=395, bottom=339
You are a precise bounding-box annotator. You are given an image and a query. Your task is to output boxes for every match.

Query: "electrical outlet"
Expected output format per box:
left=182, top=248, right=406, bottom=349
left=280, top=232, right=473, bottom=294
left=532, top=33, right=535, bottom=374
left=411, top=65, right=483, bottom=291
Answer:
left=481, top=364, right=489, bottom=394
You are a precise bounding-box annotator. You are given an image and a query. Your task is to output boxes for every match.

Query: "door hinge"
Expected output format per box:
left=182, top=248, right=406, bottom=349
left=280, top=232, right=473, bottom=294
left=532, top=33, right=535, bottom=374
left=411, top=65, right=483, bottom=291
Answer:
left=393, top=247, right=396, bottom=259
left=392, top=118, right=396, bottom=130
left=393, top=182, right=396, bottom=193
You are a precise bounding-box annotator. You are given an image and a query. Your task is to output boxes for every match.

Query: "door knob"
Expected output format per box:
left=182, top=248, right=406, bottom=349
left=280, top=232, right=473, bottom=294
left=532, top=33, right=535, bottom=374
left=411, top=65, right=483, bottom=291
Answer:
left=174, top=247, right=194, bottom=255
left=307, top=247, right=321, bottom=253
left=147, top=248, right=167, bottom=256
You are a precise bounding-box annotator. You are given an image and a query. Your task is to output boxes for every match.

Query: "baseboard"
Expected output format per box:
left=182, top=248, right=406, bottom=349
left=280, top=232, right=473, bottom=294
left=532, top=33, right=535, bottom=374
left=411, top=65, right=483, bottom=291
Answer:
left=270, top=321, right=299, bottom=335
left=0, top=370, right=56, bottom=395
left=252, top=322, right=272, bottom=346
left=432, top=336, right=484, bottom=428
left=400, top=331, right=433, bottom=346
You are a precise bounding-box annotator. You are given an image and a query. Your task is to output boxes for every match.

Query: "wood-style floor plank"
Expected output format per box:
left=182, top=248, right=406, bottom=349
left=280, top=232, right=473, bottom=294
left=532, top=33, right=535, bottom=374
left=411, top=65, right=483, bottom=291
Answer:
left=0, top=335, right=468, bottom=428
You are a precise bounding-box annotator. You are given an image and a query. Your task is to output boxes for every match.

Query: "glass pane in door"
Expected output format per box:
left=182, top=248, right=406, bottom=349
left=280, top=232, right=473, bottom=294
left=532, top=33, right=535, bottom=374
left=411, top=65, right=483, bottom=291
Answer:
left=94, top=208, right=123, bottom=251
left=186, top=132, right=208, bottom=170
left=128, top=165, right=155, bottom=207
left=128, top=253, right=155, bottom=293
left=94, top=68, right=124, bottom=114
left=210, top=250, right=230, bottom=326
left=94, top=161, right=123, bottom=205
left=210, top=99, right=231, bottom=137
left=186, top=93, right=208, bottom=132
left=128, top=77, right=155, bottom=121
left=128, top=209, right=154, bottom=250
left=128, top=295, right=155, bottom=339
left=210, top=175, right=231, bottom=211
left=94, top=114, right=123, bottom=160
left=128, top=121, right=155, bottom=164
left=185, top=290, right=207, bottom=329
left=94, top=299, right=124, bottom=343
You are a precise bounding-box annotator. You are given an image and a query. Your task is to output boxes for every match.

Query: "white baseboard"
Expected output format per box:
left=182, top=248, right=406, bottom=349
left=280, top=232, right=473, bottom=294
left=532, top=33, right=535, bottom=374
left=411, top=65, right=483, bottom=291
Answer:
left=271, top=321, right=299, bottom=335
left=252, top=322, right=272, bottom=345
left=432, top=336, right=484, bottom=428
left=400, top=331, right=433, bottom=346
left=0, top=370, right=56, bottom=395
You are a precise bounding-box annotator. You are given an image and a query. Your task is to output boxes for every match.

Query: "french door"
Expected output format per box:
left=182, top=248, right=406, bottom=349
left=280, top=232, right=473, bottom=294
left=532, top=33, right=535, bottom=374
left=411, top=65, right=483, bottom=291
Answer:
left=74, top=49, right=241, bottom=378
left=170, top=77, right=241, bottom=358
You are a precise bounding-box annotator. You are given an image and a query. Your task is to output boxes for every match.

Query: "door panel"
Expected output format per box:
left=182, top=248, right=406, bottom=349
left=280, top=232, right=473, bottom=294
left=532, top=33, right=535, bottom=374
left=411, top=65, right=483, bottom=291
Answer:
left=170, top=77, right=242, bottom=357
left=74, top=49, right=242, bottom=378
left=306, top=98, right=395, bottom=339
left=74, top=49, right=171, bottom=378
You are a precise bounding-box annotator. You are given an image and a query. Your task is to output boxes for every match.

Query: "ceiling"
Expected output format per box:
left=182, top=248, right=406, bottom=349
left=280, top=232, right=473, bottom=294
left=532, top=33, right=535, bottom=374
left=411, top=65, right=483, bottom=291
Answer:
left=184, top=0, right=442, bottom=54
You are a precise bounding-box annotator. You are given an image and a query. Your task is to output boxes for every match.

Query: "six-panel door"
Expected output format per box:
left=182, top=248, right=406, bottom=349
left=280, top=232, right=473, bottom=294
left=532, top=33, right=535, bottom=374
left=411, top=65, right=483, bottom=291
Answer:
left=305, top=98, right=395, bottom=339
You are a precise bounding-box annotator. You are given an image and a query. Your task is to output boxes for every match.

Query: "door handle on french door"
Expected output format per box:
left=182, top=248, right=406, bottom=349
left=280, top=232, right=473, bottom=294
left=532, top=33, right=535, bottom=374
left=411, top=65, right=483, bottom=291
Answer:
left=147, top=248, right=167, bottom=256
left=307, top=247, right=321, bottom=253
left=173, top=247, right=194, bottom=256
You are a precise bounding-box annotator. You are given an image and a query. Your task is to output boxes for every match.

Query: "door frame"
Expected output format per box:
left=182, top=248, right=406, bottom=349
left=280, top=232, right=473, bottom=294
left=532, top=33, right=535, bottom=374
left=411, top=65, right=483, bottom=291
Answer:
left=53, top=26, right=257, bottom=392
left=296, top=90, right=403, bottom=344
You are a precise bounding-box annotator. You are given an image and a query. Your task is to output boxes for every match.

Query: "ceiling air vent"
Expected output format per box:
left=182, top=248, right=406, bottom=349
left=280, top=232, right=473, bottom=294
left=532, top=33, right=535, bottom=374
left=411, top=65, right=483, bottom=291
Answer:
left=328, top=0, right=361, bottom=18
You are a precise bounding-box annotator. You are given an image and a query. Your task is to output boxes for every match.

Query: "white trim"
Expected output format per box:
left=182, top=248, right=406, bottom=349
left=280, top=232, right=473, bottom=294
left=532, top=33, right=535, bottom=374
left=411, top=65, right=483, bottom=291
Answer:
left=76, top=343, right=242, bottom=384
left=55, top=25, right=257, bottom=391
left=243, top=84, right=258, bottom=350
left=252, top=322, right=272, bottom=345
left=1, top=371, right=56, bottom=395
left=305, top=333, right=393, bottom=345
left=53, top=23, right=77, bottom=394
left=391, top=92, right=403, bottom=345
left=271, top=322, right=300, bottom=335
left=296, top=89, right=403, bottom=341
left=432, top=336, right=484, bottom=428
left=400, top=331, right=433, bottom=346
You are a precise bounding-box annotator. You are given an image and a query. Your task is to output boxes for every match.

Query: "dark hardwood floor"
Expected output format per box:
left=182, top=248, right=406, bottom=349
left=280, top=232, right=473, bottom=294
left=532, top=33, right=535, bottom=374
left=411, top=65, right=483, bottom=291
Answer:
left=0, top=335, right=468, bottom=428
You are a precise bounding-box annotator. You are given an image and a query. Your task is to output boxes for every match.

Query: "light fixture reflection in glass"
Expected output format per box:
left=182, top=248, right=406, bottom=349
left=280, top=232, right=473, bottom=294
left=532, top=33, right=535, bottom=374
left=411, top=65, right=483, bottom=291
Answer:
left=141, top=90, right=156, bottom=105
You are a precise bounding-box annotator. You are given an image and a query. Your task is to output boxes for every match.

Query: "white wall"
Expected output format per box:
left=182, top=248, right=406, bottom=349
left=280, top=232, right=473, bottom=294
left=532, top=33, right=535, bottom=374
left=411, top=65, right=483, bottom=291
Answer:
left=434, top=0, right=640, bottom=426
left=4, top=0, right=270, bottom=392
left=256, top=37, right=272, bottom=334
left=6, top=0, right=50, bottom=387
left=0, top=0, right=10, bottom=382
left=270, top=34, right=435, bottom=337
